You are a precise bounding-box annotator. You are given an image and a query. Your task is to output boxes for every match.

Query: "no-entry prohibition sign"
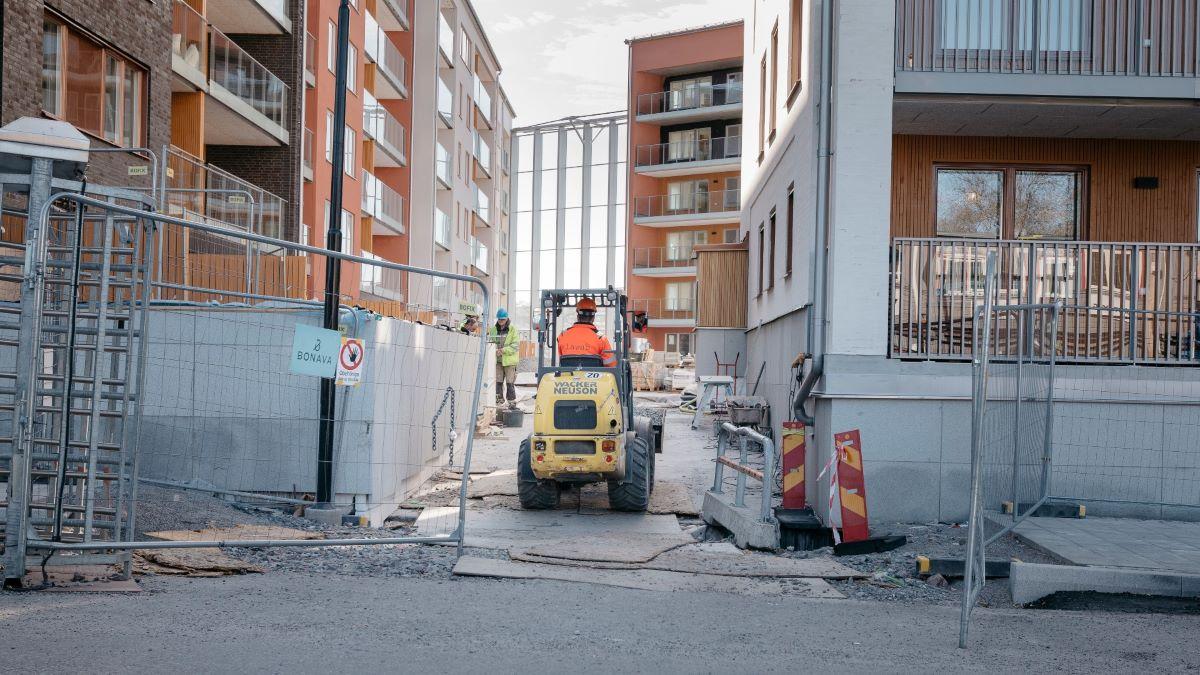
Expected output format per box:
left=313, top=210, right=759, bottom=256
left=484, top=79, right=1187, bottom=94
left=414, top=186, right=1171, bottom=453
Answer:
left=336, top=337, right=365, bottom=386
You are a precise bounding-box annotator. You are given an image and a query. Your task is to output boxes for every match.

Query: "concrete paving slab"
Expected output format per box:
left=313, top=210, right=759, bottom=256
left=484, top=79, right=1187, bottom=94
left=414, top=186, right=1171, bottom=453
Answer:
left=1010, top=561, right=1200, bottom=605
left=1008, top=515, right=1200, bottom=575
left=452, top=556, right=844, bottom=598
left=575, top=481, right=701, bottom=516
left=514, top=535, right=694, bottom=564
left=416, top=506, right=685, bottom=554
left=466, top=470, right=519, bottom=498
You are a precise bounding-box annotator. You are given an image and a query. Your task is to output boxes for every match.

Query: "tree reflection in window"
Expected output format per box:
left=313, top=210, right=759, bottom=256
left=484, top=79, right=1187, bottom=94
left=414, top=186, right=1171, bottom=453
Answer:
left=936, top=169, right=1002, bottom=238
left=1015, top=171, right=1078, bottom=239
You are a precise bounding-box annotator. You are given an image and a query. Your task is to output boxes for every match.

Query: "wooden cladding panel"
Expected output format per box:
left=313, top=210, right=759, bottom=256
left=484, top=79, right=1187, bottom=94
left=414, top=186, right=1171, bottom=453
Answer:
left=891, top=135, right=1200, bottom=243
left=696, top=248, right=747, bottom=328
left=170, top=92, right=205, bottom=159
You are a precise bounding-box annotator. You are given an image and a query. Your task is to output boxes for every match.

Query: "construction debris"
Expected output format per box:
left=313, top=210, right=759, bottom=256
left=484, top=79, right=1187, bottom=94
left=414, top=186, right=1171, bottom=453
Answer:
left=135, top=525, right=322, bottom=577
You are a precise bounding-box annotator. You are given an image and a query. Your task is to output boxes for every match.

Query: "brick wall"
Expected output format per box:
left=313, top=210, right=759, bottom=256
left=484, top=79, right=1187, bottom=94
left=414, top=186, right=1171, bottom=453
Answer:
left=206, top=0, right=306, bottom=242
left=1, top=0, right=171, bottom=190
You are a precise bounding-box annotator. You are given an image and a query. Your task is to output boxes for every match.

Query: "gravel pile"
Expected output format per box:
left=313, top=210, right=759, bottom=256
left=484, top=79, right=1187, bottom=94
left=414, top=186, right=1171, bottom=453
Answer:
left=779, top=521, right=1059, bottom=605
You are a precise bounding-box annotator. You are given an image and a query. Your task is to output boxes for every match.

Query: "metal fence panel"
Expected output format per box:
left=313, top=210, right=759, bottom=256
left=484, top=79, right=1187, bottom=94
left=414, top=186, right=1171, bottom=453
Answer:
left=7, top=194, right=488, bottom=583
left=960, top=253, right=1060, bottom=648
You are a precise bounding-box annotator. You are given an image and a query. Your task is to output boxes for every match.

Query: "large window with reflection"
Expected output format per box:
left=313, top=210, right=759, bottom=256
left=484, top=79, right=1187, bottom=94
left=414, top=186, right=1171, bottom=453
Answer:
left=935, top=165, right=1084, bottom=240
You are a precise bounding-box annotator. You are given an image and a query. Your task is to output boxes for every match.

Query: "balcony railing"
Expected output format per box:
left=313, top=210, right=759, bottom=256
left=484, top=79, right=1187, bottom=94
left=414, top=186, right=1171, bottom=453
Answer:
left=472, top=131, right=491, bottom=176
left=360, top=251, right=404, bottom=301
left=890, top=238, right=1200, bottom=365
left=473, top=74, right=493, bottom=127
left=378, top=0, right=410, bottom=30
left=473, top=184, right=490, bottom=225
left=434, top=208, right=452, bottom=249
left=438, top=12, right=455, bottom=64
left=172, top=0, right=207, bottom=78
left=363, top=103, right=406, bottom=164
left=209, top=27, right=288, bottom=128
left=436, top=144, right=452, bottom=186
left=304, top=31, right=316, bottom=84
left=636, top=81, right=743, bottom=116
left=635, top=188, right=740, bottom=219
left=472, top=237, right=489, bottom=275
left=895, top=0, right=1200, bottom=77
left=437, top=77, right=454, bottom=125
left=630, top=297, right=697, bottom=321
left=302, top=127, right=313, bottom=180
left=634, top=136, right=741, bottom=167
left=632, top=245, right=699, bottom=270
left=367, top=27, right=408, bottom=97
left=362, top=171, right=405, bottom=233
left=165, top=146, right=288, bottom=240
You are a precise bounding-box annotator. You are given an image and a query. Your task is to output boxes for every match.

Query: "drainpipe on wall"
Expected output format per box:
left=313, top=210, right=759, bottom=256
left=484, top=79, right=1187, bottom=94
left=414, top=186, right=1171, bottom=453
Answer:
left=793, top=0, right=835, bottom=425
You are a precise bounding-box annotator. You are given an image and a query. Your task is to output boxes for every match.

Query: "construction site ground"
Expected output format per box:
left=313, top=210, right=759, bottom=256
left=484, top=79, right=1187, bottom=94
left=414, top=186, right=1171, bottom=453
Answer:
left=4, top=389, right=1199, bottom=670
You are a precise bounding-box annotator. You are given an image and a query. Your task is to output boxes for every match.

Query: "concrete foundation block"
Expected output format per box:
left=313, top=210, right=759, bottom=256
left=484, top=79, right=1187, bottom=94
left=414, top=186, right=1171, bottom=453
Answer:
left=304, top=504, right=351, bottom=526
left=1009, top=561, right=1200, bottom=605
left=701, top=491, right=779, bottom=550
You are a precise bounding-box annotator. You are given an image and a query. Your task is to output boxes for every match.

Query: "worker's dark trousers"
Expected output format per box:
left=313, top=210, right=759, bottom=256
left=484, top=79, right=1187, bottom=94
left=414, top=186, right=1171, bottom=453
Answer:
left=496, top=365, right=517, bottom=404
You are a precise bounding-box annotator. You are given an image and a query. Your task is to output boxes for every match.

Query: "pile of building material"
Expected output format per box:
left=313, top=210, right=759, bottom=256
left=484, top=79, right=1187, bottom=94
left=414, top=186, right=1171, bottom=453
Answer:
left=632, top=348, right=663, bottom=390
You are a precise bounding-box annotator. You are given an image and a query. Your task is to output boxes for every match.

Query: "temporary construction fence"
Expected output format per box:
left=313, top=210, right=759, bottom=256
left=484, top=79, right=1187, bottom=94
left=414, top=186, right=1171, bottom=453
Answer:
left=959, top=254, right=1061, bottom=648
left=1, top=190, right=487, bottom=586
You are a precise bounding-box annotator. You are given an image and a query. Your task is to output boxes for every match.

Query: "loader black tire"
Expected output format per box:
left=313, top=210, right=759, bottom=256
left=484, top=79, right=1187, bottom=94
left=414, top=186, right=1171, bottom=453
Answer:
left=518, top=438, right=560, bottom=510
left=607, top=436, right=651, bottom=512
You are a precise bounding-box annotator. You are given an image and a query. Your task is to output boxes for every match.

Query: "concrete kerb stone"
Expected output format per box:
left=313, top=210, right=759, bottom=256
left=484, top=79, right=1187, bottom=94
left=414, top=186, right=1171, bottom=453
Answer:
left=1009, top=561, right=1200, bottom=605
left=702, top=491, right=779, bottom=550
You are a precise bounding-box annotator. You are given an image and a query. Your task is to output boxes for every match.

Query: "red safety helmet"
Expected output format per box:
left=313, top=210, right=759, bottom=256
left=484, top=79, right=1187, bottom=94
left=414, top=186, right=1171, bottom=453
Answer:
left=577, top=297, right=597, bottom=311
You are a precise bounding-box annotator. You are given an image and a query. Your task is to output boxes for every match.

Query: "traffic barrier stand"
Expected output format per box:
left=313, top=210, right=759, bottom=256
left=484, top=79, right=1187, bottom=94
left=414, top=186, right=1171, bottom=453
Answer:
left=831, top=429, right=906, bottom=556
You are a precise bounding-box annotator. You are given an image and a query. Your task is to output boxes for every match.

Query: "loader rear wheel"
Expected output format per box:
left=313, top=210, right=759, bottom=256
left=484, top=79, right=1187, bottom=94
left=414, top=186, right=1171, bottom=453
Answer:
left=518, top=438, right=560, bottom=510
left=607, top=436, right=651, bottom=512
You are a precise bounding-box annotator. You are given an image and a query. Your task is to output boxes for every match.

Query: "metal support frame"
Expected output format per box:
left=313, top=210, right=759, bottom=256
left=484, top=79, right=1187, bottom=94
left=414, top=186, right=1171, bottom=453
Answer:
left=711, top=421, right=776, bottom=524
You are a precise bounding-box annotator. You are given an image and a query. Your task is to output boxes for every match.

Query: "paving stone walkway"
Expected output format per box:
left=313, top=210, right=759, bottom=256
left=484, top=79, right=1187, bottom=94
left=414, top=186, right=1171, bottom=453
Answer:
left=1010, top=515, right=1200, bottom=575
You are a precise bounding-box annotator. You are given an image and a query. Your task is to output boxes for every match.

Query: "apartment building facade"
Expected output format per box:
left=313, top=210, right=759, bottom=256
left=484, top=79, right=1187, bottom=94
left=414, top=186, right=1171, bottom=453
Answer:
left=737, top=0, right=1200, bottom=524
left=625, top=22, right=745, bottom=355
left=3, top=0, right=173, bottom=184
left=406, top=0, right=514, bottom=320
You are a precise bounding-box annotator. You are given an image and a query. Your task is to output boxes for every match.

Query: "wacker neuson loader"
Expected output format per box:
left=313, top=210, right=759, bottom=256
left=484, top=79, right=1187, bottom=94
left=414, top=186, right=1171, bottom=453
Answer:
left=518, top=288, right=663, bottom=510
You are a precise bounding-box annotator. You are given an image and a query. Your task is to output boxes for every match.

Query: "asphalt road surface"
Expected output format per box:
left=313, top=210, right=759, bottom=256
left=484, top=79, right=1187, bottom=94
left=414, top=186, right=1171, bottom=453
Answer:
left=3, top=572, right=1197, bottom=673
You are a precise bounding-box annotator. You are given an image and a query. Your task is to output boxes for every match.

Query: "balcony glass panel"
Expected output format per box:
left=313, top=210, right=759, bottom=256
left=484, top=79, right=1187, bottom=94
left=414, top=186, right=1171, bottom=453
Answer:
left=438, top=13, right=454, bottom=60
left=208, top=27, right=288, bottom=128
left=436, top=144, right=452, bottom=184
left=435, top=208, right=451, bottom=248
left=172, top=0, right=206, bottom=74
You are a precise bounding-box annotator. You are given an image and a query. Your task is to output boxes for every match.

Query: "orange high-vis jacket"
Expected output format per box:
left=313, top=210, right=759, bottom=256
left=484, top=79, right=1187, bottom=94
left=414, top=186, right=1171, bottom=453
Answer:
left=557, top=322, right=616, bottom=366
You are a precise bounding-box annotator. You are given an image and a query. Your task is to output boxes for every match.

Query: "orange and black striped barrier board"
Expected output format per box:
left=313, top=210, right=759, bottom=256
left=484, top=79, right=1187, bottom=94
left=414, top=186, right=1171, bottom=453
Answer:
left=834, top=429, right=870, bottom=543
left=781, top=422, right=806, bottom=509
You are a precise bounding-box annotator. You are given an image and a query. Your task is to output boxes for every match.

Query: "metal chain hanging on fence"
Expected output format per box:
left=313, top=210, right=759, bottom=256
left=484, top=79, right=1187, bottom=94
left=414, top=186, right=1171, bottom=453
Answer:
left=431, top=386, right=457, bottom=466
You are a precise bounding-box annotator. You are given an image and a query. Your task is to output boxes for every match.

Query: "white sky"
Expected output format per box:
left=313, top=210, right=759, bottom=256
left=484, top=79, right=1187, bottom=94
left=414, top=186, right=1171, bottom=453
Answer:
left=472, top=0, right=742, bottom=127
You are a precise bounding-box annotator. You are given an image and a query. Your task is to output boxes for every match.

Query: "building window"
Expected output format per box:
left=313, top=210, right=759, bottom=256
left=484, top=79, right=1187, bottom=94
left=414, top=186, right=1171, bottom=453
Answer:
left=757, top=223, right=765, bottom=296
left=723, top=177, right=740, bottom=210
left=723, top=227, right=740, bottom=244
left=769, top=23, right=779, bottom=141
left=726, top=72, right=742, bottom=104
left=665, top=333, right=695, bottom=356
left=787, top=0, right=803, bottom=104
left=668, top=128, right=711, bottom=162
left=767, top=209, right=777, bottom=289
left=785, top=184, right=795, bottom=276
left=935, top=165, right=1084, bottom=240
left=461, top=31, right=472, bottom=70
left=758, top=55, right=767, bottom=159
left=325, top=111, right=334, bottom=162
left=42, top=16, right=146, bottom=148
left=666, top=231, right=706, bottom=262
left=346, top=43, right=357, bottom=92
left=725, top=124, right=742, bottom=158
left=343, top=127, right=355, bottom=176
left=665, top=281, right=695, bottom=311
left=327, top=21, right=336, bottom=72
left=668, top=76, right=713, bottom=110
left=326, top=202, right=354, bottom=255
left=668, top=180, right=708, bottom=212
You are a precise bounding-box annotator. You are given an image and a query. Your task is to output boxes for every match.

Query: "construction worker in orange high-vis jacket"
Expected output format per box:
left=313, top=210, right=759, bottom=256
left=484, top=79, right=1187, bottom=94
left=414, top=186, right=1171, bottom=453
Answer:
left=557, top=297, right=616, bottom=367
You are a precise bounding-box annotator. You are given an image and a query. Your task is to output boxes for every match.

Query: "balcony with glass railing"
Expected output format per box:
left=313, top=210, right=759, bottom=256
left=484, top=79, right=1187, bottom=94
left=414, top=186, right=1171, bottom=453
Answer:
left=359, top=252, right=405, bottom=301
left=376, top=0, right=410, bottom=32
left=471, top=237, right=490, bottom=275
left=635, top=81, right=743, bottom=123
left=437, top=76, right=454, bottom=128
left=630, top=245, right=699, bottom=276
left=205, top=0, right=291, bottom=35
left=207, top=26, right=289, bottom=144
left=436, top=143, right=452, bottom=188
left=171, top=0, right=207, bottom=88
left=366, top=22, right=408, bottom=99
left=472, top=184, right=491, bottom=226
left=473, top=74, right=494, bottom=129
left=633, top=136, right=741, bottom=176
left=438, top=12, right=455, bottom=66
left=304, top=31, right=316, bottom=87
left=362, top=171, right=405, bottom=235
left=363, top=100, right=407, bottom=167
left=434, top=208, right=452, bottom=250
left=633, top=188, right=740, bottom=227
left=472, top=131, right=492, bottom=179
left=302, top=127, right=313, bottom=181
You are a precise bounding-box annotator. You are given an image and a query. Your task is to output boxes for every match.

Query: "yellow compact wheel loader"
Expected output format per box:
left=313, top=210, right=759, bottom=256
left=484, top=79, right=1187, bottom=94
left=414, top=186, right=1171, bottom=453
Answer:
left=518, top=288, right=662, bottom=511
